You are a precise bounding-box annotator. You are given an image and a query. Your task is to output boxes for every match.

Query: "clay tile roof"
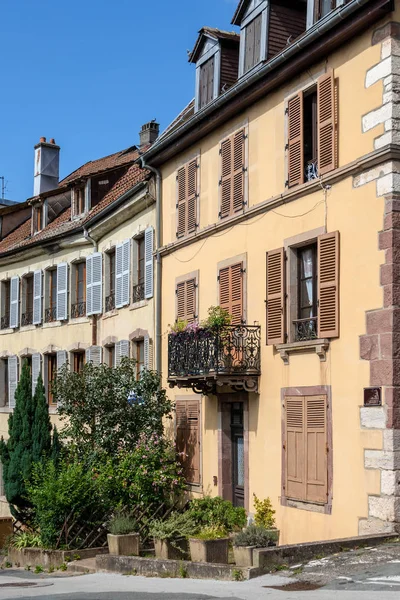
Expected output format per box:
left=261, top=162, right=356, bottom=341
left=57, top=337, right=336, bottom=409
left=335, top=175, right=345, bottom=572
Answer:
left=0, top=218, right=32, bottom=253
left=60, top=146, right=138, bottom=185
left=189, top=27, right=239, bottom=63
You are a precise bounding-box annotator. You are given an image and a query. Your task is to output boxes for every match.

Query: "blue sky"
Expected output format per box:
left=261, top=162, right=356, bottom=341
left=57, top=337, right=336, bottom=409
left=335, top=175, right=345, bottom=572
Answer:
left=0, top=0, right=238, bottom=201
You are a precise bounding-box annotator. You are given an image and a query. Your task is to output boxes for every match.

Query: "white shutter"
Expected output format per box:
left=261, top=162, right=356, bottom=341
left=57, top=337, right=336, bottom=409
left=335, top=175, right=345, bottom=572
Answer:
left=144, top=227, right=154, bottom=299
left=144, top=336, right=153, bottom=370
left=86, top=345, right=102, bottom=366
left=86, top=255, right=92, bottom=315
left=32, top=353, right=41, bottom=395
left=115, top=340, right=130, bottom=366
left=8, top=356, right=18, bottom=409
left=57, top=350, right=68, bottom=371
left=56, top=263, right=68, bottom=321
left=33, top=270, right=42, bottom=325
left=115, top=243, right=123, bottom=309
left=122, top=239, right=131, bottom=307
left=10, top=276, right=19, bottom=329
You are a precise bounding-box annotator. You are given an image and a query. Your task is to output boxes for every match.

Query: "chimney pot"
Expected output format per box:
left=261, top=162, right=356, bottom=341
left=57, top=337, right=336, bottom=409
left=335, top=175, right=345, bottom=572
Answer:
left=40, top=136, right=46, bottom=143
left=139, top=121, right=159, bottom=148
left=49, top=138, right=56, bottom=145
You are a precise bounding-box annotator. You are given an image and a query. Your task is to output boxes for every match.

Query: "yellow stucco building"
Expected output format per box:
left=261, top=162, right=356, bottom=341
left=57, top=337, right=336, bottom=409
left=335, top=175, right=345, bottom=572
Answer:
left=142, top=0, right=400, bottom=543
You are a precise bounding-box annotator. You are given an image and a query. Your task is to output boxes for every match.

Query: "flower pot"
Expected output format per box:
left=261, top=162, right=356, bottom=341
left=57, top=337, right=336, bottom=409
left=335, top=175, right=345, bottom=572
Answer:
left=233, top=545, right=257, bottom=567
left=107, top=533, right=140, bottom=556
left=189, top=538, right=229, bottom=564
left=154, top=538, right=189, bottom=561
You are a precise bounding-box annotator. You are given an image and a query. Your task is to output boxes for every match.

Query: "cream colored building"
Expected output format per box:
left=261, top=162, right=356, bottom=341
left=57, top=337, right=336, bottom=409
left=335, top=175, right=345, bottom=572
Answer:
left=0, top=124, right=158, bottom=516
left=142, top=0, right=400, bottom=543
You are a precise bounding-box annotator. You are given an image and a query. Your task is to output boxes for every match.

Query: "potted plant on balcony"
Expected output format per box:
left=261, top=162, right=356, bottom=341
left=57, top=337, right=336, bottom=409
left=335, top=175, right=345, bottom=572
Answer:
left=150, top=511, right=196, bottom=560
left=202, top=306, right=232, bottom=330
left=107, top=513, right=140, bottom=556
left=233, top=525, right=279, bottom=567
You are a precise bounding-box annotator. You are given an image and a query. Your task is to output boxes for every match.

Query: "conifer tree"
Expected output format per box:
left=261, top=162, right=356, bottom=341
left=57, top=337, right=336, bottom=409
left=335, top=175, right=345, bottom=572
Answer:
left=51, top=425, right=62, bottom=466
left=32, top=374, right=51, bottom=463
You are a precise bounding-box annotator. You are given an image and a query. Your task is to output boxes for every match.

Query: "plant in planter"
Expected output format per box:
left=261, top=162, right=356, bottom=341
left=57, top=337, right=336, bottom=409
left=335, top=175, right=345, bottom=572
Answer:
left=187, top=496, right=246, bottom=532
left=233, top=525, right=279, bottom=567
left=202, top=306, right=232, bottom=330
left=189, top=525, right=230, bottom=565
left=169, top=319, right=188, bottom=335
left=149, top=511, right=197, bottom=560
left=107, top=513, right=140, bottom=556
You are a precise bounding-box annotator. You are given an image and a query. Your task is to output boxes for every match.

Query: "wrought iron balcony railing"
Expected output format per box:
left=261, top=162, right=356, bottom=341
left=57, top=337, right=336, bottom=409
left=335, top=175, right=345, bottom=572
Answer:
left=21, top=312, right=33, bottom=327
left=45, top=306, right=57, bottom=323
left=132, top=283, right=145, bottom=303
left=1, top=314, right=10, bottom=330
left=294, top=317, right=318, bottom=342
left=105, top=294, right=115, bottom=312
left=71, top=301, right=86, bottom=318
left=168, top=325, right=261, bottom=395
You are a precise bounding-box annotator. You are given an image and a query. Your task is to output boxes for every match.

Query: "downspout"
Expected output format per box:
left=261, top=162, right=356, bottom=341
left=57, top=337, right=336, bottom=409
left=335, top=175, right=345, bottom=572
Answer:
left=139, top=157, right=162, bottom=375
left=84, top=228, right=98, bottom=347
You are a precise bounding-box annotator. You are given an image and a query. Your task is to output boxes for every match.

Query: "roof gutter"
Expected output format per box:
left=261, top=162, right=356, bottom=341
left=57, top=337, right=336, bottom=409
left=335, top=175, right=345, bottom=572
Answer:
left=143, top=0, right=389, bottom=162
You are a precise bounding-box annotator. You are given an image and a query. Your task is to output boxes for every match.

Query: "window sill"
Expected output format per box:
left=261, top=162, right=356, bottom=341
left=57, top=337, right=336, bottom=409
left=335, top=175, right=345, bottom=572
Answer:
left=43, top=321, right=61, bottom=329
left=49, top=406, right=58, bottom=415
left=275, top=339, right=330, bottom=365
left=129, top=300, right=148, bottom=311
left=102, top=309, right=118, bottom=320
left=69, top=316, right=89, bottom=325
left=0, top=328, right=13, bottom=335
left=20, top=324, right=37, bottom=332
left=0, top=406, right=12, bottom=413
left=284, top=498, right=328, bottom=514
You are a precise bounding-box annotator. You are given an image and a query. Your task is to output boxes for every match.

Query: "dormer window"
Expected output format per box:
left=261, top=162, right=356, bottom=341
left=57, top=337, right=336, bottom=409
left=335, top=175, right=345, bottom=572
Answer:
left=72, top=184, right=86, bottom=217
left=232, top=1, right=307, bottom=76
left=189, top=27, right=240, bottom=112
left=307, top=0, right=342, bottom=28
left=33, top=204, right=44, bottom=234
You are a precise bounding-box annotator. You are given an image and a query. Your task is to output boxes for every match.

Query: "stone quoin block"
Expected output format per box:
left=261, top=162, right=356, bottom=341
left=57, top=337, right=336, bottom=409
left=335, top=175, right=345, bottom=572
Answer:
left=384, top=285, right=400, bottom=308
left=378, top=172, right=400, bottom=197
left=362, top=104, right=392, bottom=133
left=360, top=406, right=386, bottom=429
left=380, top=263, right=400, bottom=286
left=383, top=429, right=400, bottom=451
left=366, top=310, right=393, bottom=335
left=353, top=163, right=393, bottom=187
left=380, top=333, right=400, bottom=359
left=365, top=450, right=400, bottom=470
left=370, top=359, right=400, bottom=386
left=381, top=470, right=400, bottom=496
left=366, top=57, right=392, bottom=88
left=358, top=518, right=396, bottom=535
left=360, top=335, right=380, bottom=361
left=368, top=496, right=400, bottom=521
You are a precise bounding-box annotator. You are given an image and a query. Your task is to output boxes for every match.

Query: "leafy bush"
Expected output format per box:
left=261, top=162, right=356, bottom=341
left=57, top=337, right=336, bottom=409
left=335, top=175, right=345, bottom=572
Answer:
left=169, top=319, right=188, bottom=334
left=187, top=496, right=246, bottom=532
left=233, top=525, right=278, bottom=548
left=11, top=531, right=43, bottom=549
left=149, top=511, right=197, bottom=541
left=108, top=514, right=137, bottom=536
left=202, top=306, right=232, bottom=329
left=192, top=525, right=228, bottom=540
left=253, top=495, right=276, bottom=529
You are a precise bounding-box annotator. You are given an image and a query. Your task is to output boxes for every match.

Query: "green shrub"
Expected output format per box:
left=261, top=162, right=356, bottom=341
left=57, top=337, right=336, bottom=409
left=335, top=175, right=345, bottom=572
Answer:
left=108, top=514, right=137, bottom=536
left=202, top=306, right=232, bottom=329
left=253, top=495, right=276, bottom=529
left=233, top=525, right=279, bottom=548
left=11, top=531, right=42, bottom=549
left=149, top=511, right=197, bottom=541
left=187, top=496, right=246, bottom=532
left=192, top=525, right=228, bottom=540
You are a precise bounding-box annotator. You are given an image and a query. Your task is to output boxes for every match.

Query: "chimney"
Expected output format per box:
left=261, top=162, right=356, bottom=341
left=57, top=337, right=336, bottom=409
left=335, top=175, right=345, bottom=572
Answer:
left=34, top=137, right=60, bottom=196
left=139, top=121, right=159, bottom=148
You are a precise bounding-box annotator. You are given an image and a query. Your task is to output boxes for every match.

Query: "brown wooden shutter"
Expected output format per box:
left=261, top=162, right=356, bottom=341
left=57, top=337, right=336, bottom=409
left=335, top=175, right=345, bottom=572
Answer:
left=266, top=248, right=286, bottom=345
left=305, top=395, right=328, bottom=503
left=317, top=70, right=336, bottom=175
left=220, top=130, right=245, bottom=218
left=187, top=159, right=197, bottom=234
left=317, top=231, right=339, bottom=338
left=219, top=263, right=243, bottom=325
left=177, top=167, right=186, bottom=238
left=177, top=160, right=197, bottom=237
left=285, top=396, right=305, bottom=501
left=176, top=279, right=196, bottom=323
left=287, top=92, right=304, bottom=188
left=176, top=399, right=200, bottom=485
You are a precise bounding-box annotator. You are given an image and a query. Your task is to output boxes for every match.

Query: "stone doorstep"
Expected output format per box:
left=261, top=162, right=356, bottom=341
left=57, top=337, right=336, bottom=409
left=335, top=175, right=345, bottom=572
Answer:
left=253, top=533, right=399, bottom=571
left=67, top=557, right=96, bottom=574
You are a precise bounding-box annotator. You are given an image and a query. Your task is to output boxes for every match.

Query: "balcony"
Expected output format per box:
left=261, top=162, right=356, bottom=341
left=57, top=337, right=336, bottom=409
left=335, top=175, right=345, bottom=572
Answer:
left=71, top=301, right=86, bottom=319
left=21, top=312, right=33, bottom=327
left=294, top=317, right=318, bottom=342
left=45, top=306, right=57, bottom=323
left=132, top=283, right=145, bottom=303
left=168, top=325, right=261, bottom=395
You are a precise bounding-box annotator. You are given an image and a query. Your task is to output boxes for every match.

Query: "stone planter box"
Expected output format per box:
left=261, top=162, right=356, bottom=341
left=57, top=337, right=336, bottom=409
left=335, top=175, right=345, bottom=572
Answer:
left=233, top=545, right=257, bottom=567
left=8, top=546, right=108, bottom=569
left=154, top=538, right=189, bottom=561
left=107, top=533, right=140, bottom=556
left=189, top=538, right=229, bottom=564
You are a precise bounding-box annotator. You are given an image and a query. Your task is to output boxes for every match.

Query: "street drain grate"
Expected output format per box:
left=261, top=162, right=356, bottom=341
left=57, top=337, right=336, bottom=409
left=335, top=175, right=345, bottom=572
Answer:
left=0, top=582, right=39, bottom=588
left=265, top=582, right=323, bottom=591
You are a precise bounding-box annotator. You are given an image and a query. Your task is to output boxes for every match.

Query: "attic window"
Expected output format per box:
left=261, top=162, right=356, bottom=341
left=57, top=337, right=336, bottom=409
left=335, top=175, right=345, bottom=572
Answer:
left=199, top=57, right=215, bottom=109
left=73, top=185, right=85, bottom=216
left=33, top=205, right=43, bottom=234
left=243, top=13, right=262, bottom=73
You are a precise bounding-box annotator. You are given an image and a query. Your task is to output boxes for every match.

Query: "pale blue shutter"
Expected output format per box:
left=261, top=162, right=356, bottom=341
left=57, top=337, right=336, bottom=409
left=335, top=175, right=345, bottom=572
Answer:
left=115, top=340, right=130, bottom=366
left=87, top=253, right=102, bottom=315
left=8, top=356, right=18, bottom=409
left=33, top=270, right=42, bottom=325
left=86, top=255, right=92, bottom=315
left=144, top=336, right=153, bottom=370
left=86, top=346, right=102, bottom=366
left=32, top=353, right=41, bottom=395
left=57, top=350, right=67, bottom=370
left=56, top=263, right=68, bottom=321
left=10, top=276, right=19, bottom=329
left=122, top=239, right=131, bottom=306
left=115, top=243, right=123, bottom=309
left=144, top=227, right=154, bottom=299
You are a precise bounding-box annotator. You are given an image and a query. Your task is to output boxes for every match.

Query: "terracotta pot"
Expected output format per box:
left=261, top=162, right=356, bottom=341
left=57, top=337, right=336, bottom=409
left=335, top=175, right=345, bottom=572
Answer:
left=189, top=537, right=229, bottom=564
left=154, top=538, right=189, bottom=560
left=107, top=533, right=140, bottom=556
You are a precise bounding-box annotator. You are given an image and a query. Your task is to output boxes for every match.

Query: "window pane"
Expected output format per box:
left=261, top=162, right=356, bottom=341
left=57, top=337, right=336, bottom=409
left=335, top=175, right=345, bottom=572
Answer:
left=320, top=0, right=333, bottom=17
left=300, top=248, right=313, bottom=278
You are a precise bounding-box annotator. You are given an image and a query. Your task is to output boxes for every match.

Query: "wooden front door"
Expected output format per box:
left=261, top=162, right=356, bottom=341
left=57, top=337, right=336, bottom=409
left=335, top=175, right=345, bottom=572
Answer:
left=231, top=402, right=245, bottom=507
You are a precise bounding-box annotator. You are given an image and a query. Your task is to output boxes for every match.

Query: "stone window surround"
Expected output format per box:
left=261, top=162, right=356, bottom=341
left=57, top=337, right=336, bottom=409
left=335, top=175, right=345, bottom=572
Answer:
left=217, top=254, right=247, bottom=324
left=175, top=270, right=200, bottom=322
left=175, top=394, right=203, bottom=490
left=280, top=385, right=333, bottom=515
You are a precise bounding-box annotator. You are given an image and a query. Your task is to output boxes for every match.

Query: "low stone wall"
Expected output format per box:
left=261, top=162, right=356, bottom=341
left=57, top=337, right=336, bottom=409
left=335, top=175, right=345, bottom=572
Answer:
left=253, top=533, right=399, bottom=570
left=8, top=546, right=108, bottom=569
left=96, top=554, right=252, bottom=581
